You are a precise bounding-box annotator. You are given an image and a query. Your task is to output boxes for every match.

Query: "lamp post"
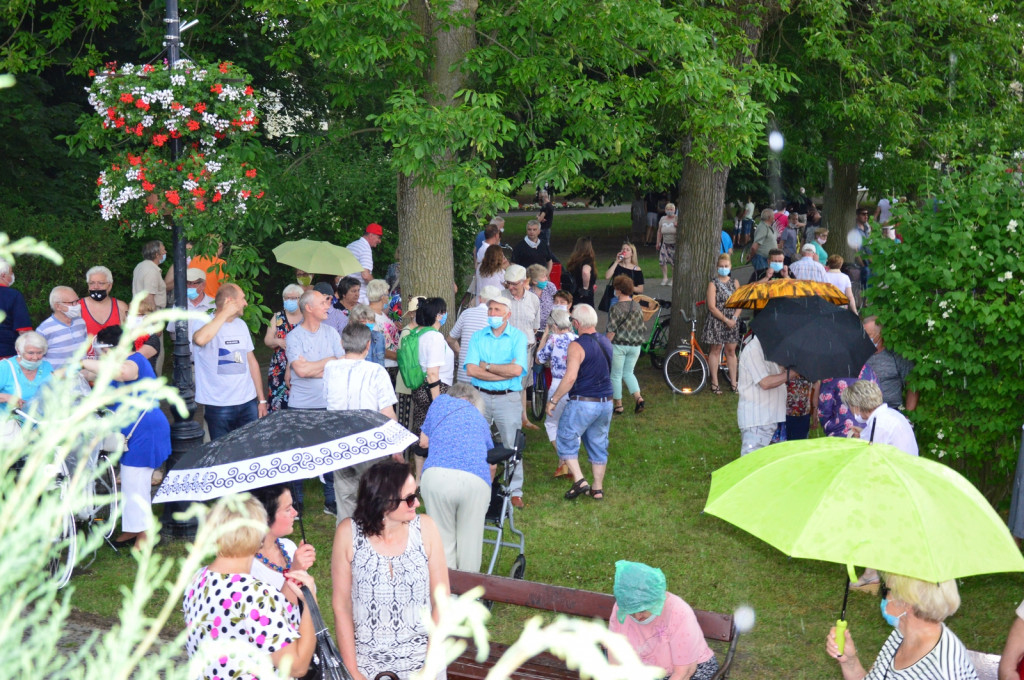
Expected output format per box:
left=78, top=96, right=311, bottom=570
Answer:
left=160, top=0, right=202, bottom=539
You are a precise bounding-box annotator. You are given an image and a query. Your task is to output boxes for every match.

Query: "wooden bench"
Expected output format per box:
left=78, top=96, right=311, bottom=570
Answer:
left=446, top=569, right=740, bottom=680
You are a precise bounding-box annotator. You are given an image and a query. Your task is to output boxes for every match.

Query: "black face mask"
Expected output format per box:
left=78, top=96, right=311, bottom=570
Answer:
left=89, top=290, right=108, bottom=302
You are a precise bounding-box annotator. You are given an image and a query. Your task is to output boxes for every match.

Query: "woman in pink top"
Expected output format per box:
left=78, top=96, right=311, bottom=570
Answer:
left=608, top=560, right=718, bottom=680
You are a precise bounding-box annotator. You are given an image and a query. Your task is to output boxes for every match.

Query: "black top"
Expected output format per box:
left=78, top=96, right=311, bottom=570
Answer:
left=512, top=238, right=553, bottom=269
left=539, top=202, right=554, bottom=232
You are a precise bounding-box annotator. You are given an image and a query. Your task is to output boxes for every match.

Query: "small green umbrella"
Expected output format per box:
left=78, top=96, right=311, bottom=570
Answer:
left=703, top=437, right=1024, bottom=584
left=272, top=239, right=363, bottom=276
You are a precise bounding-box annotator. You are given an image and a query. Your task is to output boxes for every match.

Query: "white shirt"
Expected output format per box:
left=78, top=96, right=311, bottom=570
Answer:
left=502, top=290, right=540, bottom=340
left=789, top=255, right=828, bottom=282
left=418, top=330, right=455, bottom=385
left=476, top=241, right=493, bottom=265
left=346, top=236, right=373, bottom=304
left=824, top=270, right=854, bottom=297
left=737, top=336, right=785, bottom=429
left=193, top=317, right=256, bottom=406
left=449, top=303, right=490, bottom=384
left=861, top=403, right=918, bottom=456
left=323, top=358, right=398, bottom=412
left=250, top=537, right=296, bottom=591
left=743, top=201, right=755, bottom=220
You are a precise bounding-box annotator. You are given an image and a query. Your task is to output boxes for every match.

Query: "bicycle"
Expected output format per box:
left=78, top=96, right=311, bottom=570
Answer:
left=637, top=297, right=672, bottom=370
left=662, top=301, right=736, bottom=395
left=528, top=359, right=548, bottom=421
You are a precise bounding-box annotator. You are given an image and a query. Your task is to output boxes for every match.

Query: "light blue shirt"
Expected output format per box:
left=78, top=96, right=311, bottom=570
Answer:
left=464, top=323, right=528, bottom=392
left=0, top=357, right=54, bottom=411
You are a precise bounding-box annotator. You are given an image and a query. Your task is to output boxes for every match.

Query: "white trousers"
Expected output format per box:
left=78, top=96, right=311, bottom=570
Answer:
left=420, top=467, right=491, bottom=572
left=120, top=464, right=154, bottom=532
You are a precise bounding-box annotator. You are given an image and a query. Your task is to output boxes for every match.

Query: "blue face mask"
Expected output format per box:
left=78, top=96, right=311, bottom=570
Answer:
left=438, top=313, right=448, bottom=326
left=487, top=316, right=504, bottom=329
left=536, top=281, right=548, bottom=290
left=880, top=598, right=905, bottom=629
left=718, top=267, right=731, bottom=277
left=282, top=298, right=298, bottom=312
left=366, top=323, right=375, bottom=331
left=187, top=288, right=200, bottom=301
left=769, top=261, right=784, bottom=272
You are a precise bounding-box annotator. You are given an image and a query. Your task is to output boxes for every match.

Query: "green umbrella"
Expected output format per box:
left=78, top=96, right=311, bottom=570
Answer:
left=703, top=437, right=1024, bottom=584
left=272, top=239, right=363, bottom=276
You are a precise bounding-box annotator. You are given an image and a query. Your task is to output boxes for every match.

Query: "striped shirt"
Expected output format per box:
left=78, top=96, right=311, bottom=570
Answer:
left=36, top=315, right=88, bottom=370
left=346, top=236, right=373, bottom=304
left=865, top=625, right=977, bottom=679
left=501, top=290, right=540, bottom=342
left=737, top=336, right=785, bottom=429
left=449, top=303, right=490, bottom=384
left=788, top=256, right=828, bottom=282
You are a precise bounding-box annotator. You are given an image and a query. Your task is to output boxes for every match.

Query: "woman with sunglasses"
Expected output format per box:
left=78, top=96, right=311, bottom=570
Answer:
left=331, top=460, right=449, bottom=680
left=826, top=573, right=977, bottom=680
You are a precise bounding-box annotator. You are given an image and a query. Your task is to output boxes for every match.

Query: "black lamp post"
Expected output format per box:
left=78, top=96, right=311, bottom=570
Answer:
left=160, top=0, right=203, bottom=539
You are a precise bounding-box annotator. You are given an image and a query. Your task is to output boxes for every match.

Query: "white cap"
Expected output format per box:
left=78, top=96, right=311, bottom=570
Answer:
left=801, top=243, right=817, bottom=254
left=504, top=264, right=527, bottom=283
left=478, top=285, right=503, bottom=303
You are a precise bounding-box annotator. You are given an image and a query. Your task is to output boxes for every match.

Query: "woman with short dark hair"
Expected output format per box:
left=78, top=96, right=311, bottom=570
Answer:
left=606, top=274, right=646, bottom=415
left=331, top=460, right=449, bottom=680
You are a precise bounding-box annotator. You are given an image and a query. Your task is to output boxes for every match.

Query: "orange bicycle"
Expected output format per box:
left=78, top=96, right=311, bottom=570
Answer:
left=662, top=301, right=732, bottom=395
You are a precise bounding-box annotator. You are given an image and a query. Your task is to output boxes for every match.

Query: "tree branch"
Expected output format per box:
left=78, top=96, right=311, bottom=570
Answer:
left=283, top=127, right=384, bottom=174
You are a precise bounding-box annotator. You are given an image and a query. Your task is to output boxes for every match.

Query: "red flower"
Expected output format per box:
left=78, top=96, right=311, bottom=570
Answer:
left=120, top=92, right=134, bottom=103
left=219, top=62, right=230, bottom=74
left=114, top=117, right=126, bottom=128
left=244, top=86, right=254, bottom=96
left=145, top=204, right=159, bottom=215
left=142, top=181, right=156, bottom=192
left=191, top=187, right=206, bottom=197
left=213, top=132, right=225, bottom=139
left=135, top=99, right=149, bottom=111
left=194, top=102, right=207, bottom=113
left=186, top=120, right=200, bottom=131
left=111, top=164, right=121, bottom=171
left=171, top=102, right=183, bottom=111
left=212, top=192, right=222, bottom=203
left=170, top=130, right=181, bottom=138
left=240, top=190, right=251, bottom=199
left=152, top=134, right=168, bottom=147
left=134, top=124, right=144, bottom=136
left=245, top=168, right=257, bottom=178
left=107, top=107, right=117, bottom=119
left=142, top=64, right=155, bottom=73
left=255, top=191, right=264, bottom=199
left=210, top=83, right=223, bottom=94
left=195, top=200, right=206, bottom=211
left=88, top=70, right=96, bottom=77
left=165, top=190, right=180, bottom=206
left=96, top=176, right=104, bottom=186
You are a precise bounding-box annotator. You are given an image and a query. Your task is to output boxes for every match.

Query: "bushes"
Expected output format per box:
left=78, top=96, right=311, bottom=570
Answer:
left=866, top=156, right=1024, bottom=503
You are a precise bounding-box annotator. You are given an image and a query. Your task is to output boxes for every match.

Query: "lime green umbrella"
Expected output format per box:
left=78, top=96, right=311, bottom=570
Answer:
left=272, top=239, right=363, bottom=276
left=704, top=437, right=1024, bottom=583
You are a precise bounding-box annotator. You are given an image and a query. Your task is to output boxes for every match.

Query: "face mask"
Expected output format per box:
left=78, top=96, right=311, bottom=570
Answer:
left=817, top=238, right=827, bottom=244
left=769, top=262, right=784, bottom=272
left=437, top=313, right=448, bottom=326
left=89, top=289, right=108, bottom=302
left=487, top=316, right=505, bottom=329
left=630, top=614, right=656, bottom=626
left=880, top=599, right=905, bottom=629
left=366, top=323, right=376, bottom=331
left=282, top=298, right=298, bottom=312
left=7, top=274, right=13, bottom=285
left=553, top=304, right=568, bottom=311
left=18, top=356, right=42, bottom=371
left=160, top=253, right=167, bottom=264
left=296, top=275, right=312, bottom=287
left=536, top=281, right=548, bottom=290
left=187, top=288, right=200, bottom=301
left=64, top=304, right=82, bottom=319
left=718, top=267, right=731, bottom=277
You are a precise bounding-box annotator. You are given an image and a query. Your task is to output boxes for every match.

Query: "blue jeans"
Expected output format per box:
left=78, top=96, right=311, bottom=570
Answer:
left=556, top=398, right=613, bottom=464
left=204, top=398, right=258, bottom=442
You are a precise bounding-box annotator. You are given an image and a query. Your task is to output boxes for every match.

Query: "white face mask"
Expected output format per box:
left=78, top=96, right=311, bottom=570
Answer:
left=7, top=273, right=14, bottom=286
left=630, top=613, right=657, bottom=625
left=64, top=304, right=82, bottom=319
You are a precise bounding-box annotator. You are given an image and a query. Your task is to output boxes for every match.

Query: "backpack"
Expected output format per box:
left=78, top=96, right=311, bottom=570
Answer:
left=397, top=326, right=437, bottom=390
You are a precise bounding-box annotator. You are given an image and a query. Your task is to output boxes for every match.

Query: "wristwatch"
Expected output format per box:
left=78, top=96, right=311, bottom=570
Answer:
left=485, top=362, right=491, bottom=371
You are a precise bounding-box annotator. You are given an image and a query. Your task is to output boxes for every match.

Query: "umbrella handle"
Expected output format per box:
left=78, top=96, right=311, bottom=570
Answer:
left=835, top=618, right=848, bottom=656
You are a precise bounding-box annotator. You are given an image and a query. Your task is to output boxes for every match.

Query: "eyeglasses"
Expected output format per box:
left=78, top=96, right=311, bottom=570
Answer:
left=60, top=299, right=79, bottom=306
left=392, top=489, right=420, bottom=508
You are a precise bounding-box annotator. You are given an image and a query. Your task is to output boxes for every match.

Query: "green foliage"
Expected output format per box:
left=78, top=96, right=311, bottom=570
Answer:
left=866, top=157, right=1024, bottom=502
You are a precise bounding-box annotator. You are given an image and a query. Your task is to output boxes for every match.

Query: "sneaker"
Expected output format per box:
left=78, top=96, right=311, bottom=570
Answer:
left=323, top=506, right=337, bottom=517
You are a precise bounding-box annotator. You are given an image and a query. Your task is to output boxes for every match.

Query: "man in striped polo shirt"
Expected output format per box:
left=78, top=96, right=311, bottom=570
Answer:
left=736, top=335, right=793, bottom=456
left=36, top=286, right=87, bottom=370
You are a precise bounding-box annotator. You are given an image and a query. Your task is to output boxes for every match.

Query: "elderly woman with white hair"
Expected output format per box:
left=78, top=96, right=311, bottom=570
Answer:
left=842, top=379, right=918, bottom=456
left=264, top=283, right=304, bottom=412
left=536, top=307, right=577, bottom=475
left=827, top=573, right=978, bottom=680
left=348, top=304, right=385, bottom=367
left=366, top=279, right=400, bottom=380
left=418, top=382, right=494, bottom=572
left=0, top=331, right=54, bottom=413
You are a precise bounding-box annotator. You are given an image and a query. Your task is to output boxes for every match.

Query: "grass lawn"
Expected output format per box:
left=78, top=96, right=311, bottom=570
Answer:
left=67, top=211, right=1024, bottom=678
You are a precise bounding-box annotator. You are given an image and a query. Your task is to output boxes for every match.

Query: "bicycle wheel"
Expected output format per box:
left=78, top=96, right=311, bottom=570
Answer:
left=663, top=345, right=710, bottom=395
left=92, top=454, right=119, bottom=539
left=529, top=367, right=547, bottom=421
left=48, top=462, right=77, bottom=589
left=647, top=323, right=670, bottom=370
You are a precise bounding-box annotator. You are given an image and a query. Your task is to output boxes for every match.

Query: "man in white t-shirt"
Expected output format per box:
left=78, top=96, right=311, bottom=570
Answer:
left=324, top=322, right=400, bottom=522
left=476, top=223, right=502, bottom=264
left=192, top=283, right=267, bottom=440
left=346, top=222, right=383, bottom=304
left=185, top=268, right=216, bottom=356
left=449, top=285, right=503, bottom=384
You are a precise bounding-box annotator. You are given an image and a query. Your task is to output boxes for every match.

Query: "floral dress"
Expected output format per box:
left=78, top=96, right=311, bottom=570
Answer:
left=267, top=311, right=296, bottom=412
left=700, top=277, right=741, bottom=345
left=183, top=567, right=300, bottom=680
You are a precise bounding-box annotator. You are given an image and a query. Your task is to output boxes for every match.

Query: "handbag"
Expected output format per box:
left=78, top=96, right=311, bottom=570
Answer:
left=101, top=406, right=148, bottom=454
left=298, top=586, right=354, bottom=680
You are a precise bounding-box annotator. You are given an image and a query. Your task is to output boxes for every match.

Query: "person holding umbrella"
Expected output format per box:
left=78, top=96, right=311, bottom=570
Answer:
left=249, top=484, right=317, bottom=590
left=737, top=335, right=793, bottom=456
left=826, top=573, right=977, bottom=680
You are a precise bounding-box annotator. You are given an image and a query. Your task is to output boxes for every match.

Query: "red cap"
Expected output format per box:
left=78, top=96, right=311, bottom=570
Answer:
left=366, top=222, right=383, bottom=236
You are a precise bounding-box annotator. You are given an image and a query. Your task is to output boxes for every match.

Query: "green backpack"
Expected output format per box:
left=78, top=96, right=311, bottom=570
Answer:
left=397, top=326, right=437, bottom=390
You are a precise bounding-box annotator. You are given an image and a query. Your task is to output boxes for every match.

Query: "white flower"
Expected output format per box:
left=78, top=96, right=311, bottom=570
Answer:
left=999, top=271, right=1014, bottom=282
left=937, top=449, right=947, bottom=459
left=1009, top=219, right=1019, bottom=233
left=170, top=74, right=186, bottom=87
left=942, top=311, right=950, bottom=318
left=938, top=300, right=948, bottom=309
left=890, top=263, right=897, bottom=270
left=926, top=318, right=936, bottom=330
left=936, top=430, right=945, bottom=440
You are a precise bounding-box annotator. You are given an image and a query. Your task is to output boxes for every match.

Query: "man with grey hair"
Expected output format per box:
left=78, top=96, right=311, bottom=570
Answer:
left=502, top=264, right=541, bottom=431
left=36, top=286, right=86, bottom=369
left=512, top=219, right=553, bottom=271
left=449, top=284, right=503, bottom=384
left=537, top=190, right=554, bottom=248
left=788, top=243, right=828, bottom=282
left=323, top=322, right=400, bottom=521
left=348, top=303, right=385, bottom=366
left=132, top=239, right=168, bottom=374
left=545, top=304, right=614, bottom=500
left=0, top=259, right=31, bottom=360
left=842, top=379, right=918, bottom=456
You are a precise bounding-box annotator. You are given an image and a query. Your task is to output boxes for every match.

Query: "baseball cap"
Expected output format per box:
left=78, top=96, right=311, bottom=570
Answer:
left=313, top=282, right=335, bottom=296
left=478, top=285, right=503, bottom=303
left=504, top=264, right=527, bottom=283
left=801, top=243, right=817, bottom=254
left=366, top=223, right=383, bottom=236
left=185, top=268, right=207, bottom=283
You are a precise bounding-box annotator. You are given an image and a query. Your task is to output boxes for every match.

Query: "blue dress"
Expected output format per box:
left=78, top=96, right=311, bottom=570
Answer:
left=114, top=353, right=171, bottom=469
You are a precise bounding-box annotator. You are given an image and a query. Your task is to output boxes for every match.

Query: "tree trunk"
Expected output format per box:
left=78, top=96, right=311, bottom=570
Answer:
left=670, top=160, right=730, bottom=348
left=822, top=159, right=861, bottom=303
left=397, top=0, right=477, bottom=323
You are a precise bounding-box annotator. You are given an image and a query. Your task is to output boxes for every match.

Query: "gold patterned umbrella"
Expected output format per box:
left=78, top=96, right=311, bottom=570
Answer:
left=725, top=279, right=848, bottom=310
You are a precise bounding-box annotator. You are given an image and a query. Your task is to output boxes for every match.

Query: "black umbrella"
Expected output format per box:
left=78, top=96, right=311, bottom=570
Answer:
left=748, top=296, right=875, bottom=382
left=153, top=409, right=417, bottom=504
left=301, top=585, right=355, bottom=680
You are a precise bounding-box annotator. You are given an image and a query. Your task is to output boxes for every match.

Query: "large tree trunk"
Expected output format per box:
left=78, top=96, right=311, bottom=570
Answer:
left=822, top=159, right=862, bottom=304
left=398, top=0, right=477, bottom=322
left=670, top=160, right=730, bottom=348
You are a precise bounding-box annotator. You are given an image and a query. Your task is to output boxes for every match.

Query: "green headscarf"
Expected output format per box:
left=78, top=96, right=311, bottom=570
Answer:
left=613, top=560, right=667, bottom=624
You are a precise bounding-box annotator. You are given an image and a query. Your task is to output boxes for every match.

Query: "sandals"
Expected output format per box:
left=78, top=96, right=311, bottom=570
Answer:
left=588, top=488, right=604, bottom=501
left=613, top=406, right=625, bottom=415
left=710, top=384, right=723, bottom=395
left=731, top=384, right=739, bottom=393
left=634, top=398, right=645, bottom=414
left=564, top=478, right=591, bottom=500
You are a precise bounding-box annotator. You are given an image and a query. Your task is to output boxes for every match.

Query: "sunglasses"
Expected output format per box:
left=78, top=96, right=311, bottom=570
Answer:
left=392, top=488, right=420, bottom=508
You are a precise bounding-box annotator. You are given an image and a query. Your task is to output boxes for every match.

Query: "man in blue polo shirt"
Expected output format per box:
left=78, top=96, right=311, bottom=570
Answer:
left=465, top=296, right=528, bottom=507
